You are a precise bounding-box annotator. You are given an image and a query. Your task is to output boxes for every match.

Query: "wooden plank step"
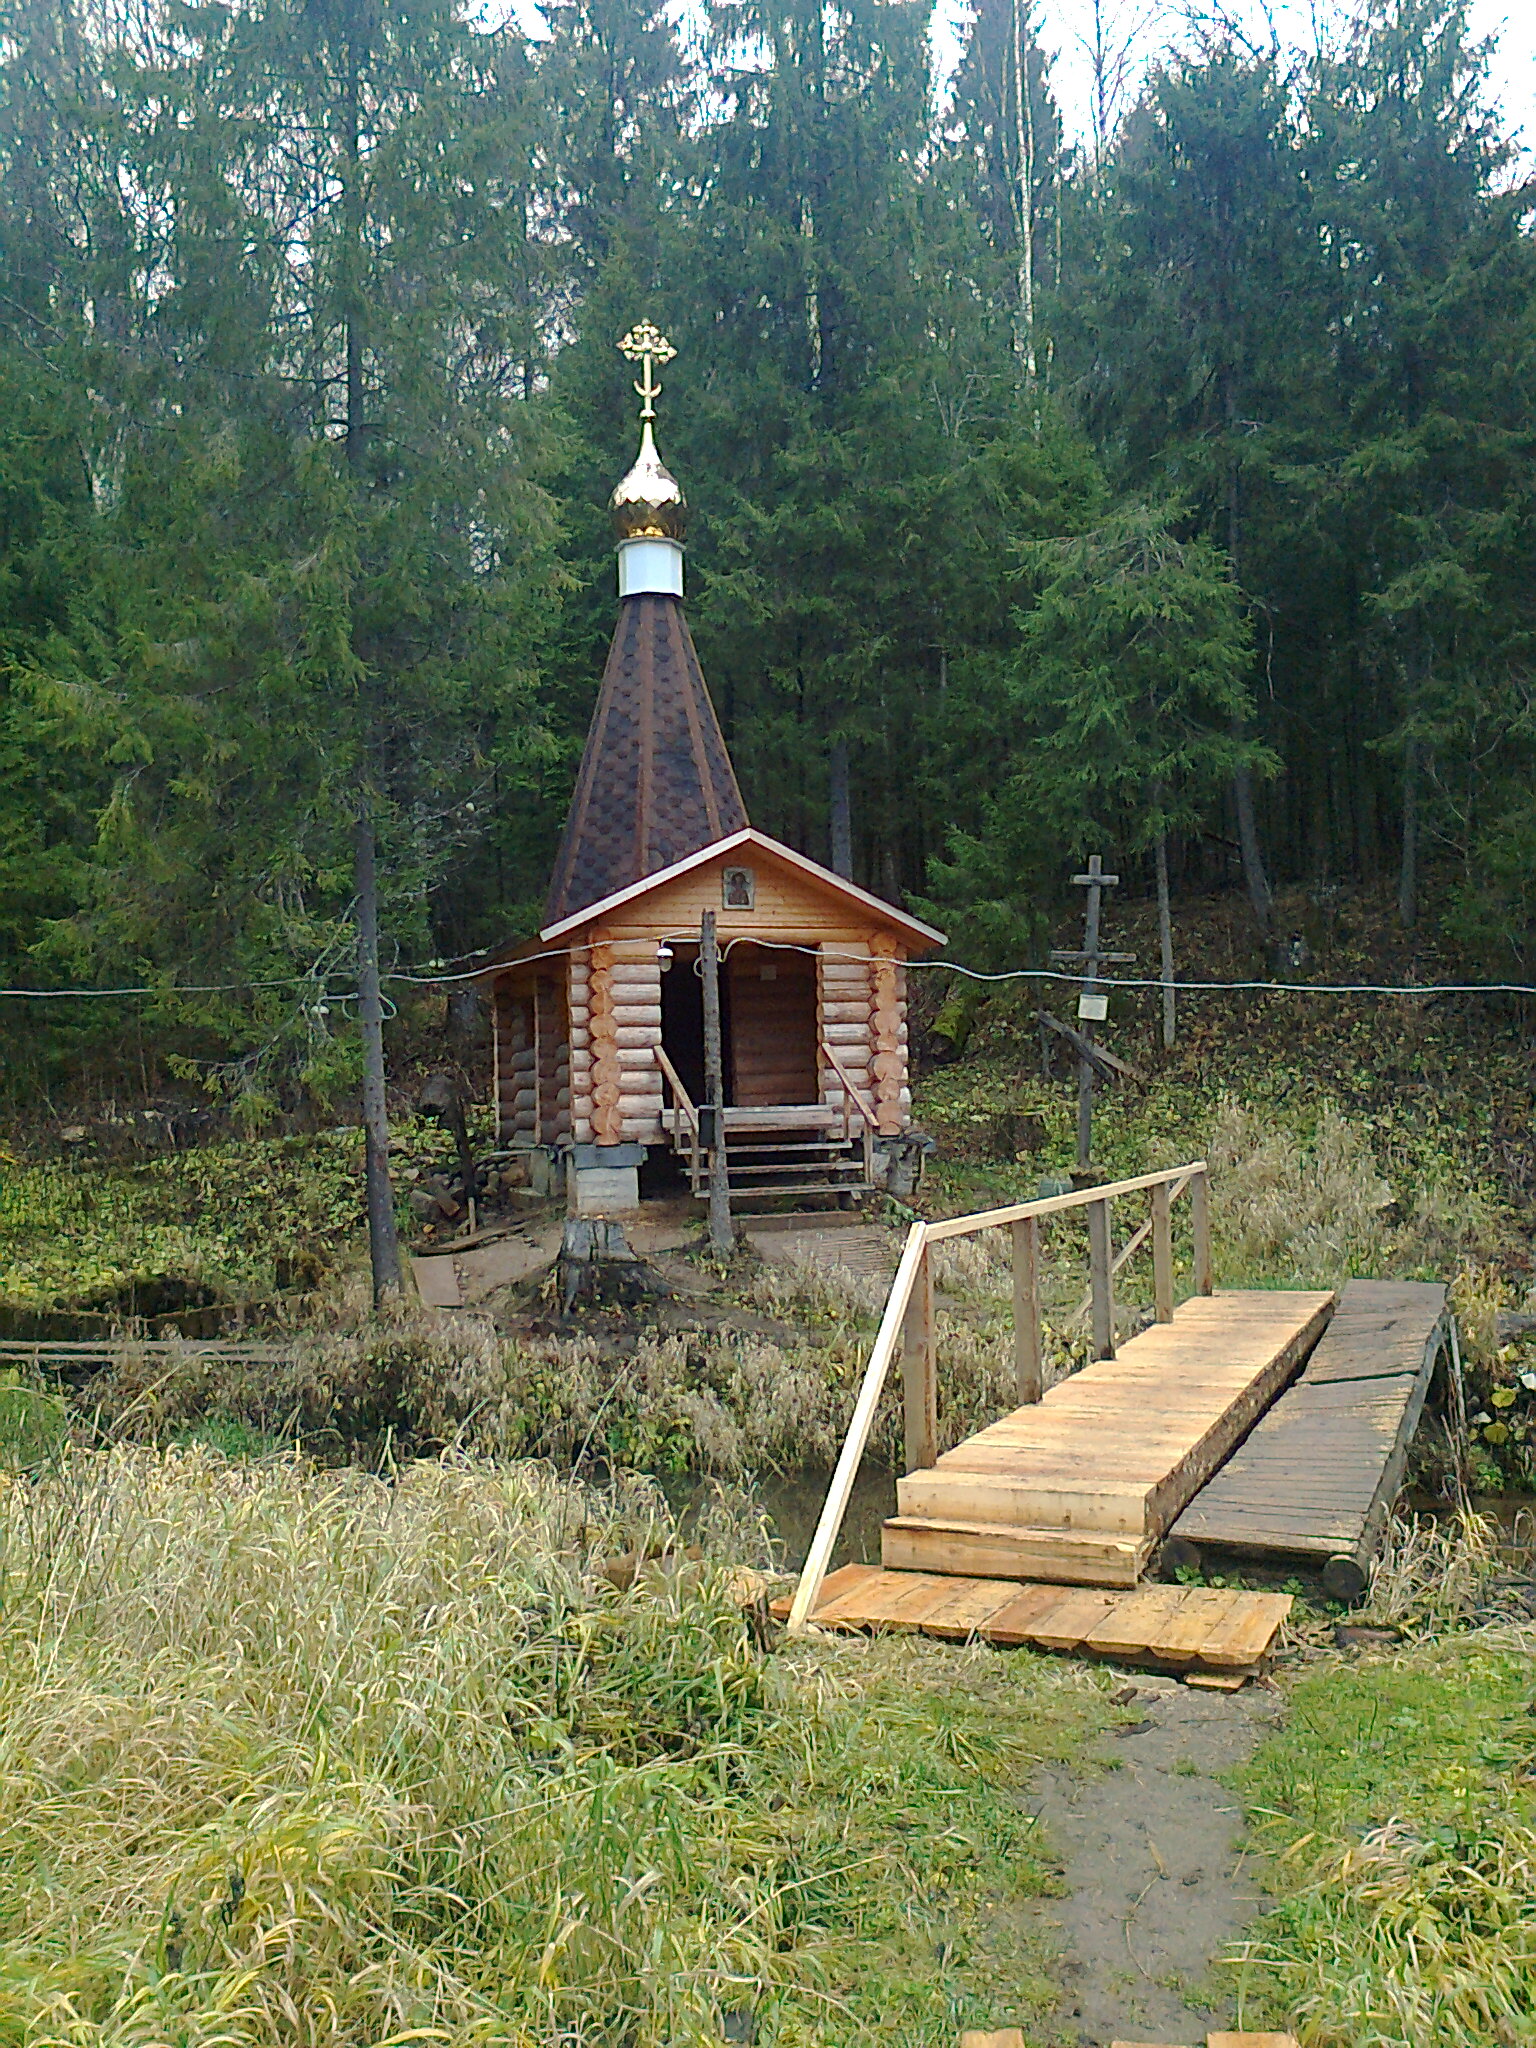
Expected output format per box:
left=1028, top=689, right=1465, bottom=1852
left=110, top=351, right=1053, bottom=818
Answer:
left=896, top=1470, right=1153, bottom=1536
left=1105, top=2037, right=1299, bottom=2048
left=882, top=1515, right=1151, bottom=1587
left=724, top=1142, right=859, bottom=1159
left=769, top=1569, right=1291, bottom=1681
left=916, top=1577, right=1022, bottom=1639
left=720, top=1171, right=868, bottom=1187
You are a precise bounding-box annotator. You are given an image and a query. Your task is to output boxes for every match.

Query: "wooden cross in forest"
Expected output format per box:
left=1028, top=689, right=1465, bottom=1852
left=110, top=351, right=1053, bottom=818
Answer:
left=1049, top=854, right=1134, bottom=1169
left=619, top=320, right=676, bottom=422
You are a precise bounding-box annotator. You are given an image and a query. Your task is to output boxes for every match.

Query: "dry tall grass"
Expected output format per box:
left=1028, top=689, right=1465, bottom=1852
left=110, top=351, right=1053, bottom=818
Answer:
left=74, top=1283, right=1069, bottom=1478
left=1359, top=1508, right=1504, bottom=1630
left=0, top=1445, right=1113, bottom=2048
left=0, top=1446, right=795, bottom=2046
left=927, top=1229, right=1013, bottom=1301
left=1208, top=1100, right=1496, bottom=1287
left=746, top=1247, right=891, bottom=1324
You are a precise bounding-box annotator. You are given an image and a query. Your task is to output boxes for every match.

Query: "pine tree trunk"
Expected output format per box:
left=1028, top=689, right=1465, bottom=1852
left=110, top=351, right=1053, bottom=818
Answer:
left=1398, top=736, right=1419, bottom=930
left=341, top=18, right=400, bottom=1301
left=356, top=809, right=403, bottom=1301
left=1232, top=752, right=1273, bottom=936
left=1225, top=420, right=1273, bottom=938
left=881, top=839, right=900, bottom=903
left=1155, top=829, right=1176, bottom=1050
left=829, top=736, right=853, bottom=878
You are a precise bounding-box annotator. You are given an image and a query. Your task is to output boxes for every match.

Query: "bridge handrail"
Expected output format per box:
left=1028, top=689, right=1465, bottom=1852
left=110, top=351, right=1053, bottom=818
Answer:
left=922, top=1161, right=1208, bottom=1240
left=784, top=1159, right=1211, bottom=1634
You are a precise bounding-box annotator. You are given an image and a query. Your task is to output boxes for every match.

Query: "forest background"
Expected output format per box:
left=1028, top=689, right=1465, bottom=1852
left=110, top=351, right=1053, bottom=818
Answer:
left=2, top=0, right=1534, bottom=1113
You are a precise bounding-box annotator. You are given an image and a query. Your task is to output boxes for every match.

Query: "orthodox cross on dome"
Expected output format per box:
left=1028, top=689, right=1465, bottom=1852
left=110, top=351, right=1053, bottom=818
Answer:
left=611, top=319, right=685, bottom=547
left=619, top=320, right=676, bottom=423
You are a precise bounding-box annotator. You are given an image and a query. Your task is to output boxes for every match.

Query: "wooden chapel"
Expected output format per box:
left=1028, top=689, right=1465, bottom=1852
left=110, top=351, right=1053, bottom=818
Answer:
left=476, top=324, right=944, bottom=1215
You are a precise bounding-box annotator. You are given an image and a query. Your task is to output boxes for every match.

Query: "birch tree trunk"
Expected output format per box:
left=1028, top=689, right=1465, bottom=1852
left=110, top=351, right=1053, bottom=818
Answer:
left=1010, top=0, right=1037, bottom=384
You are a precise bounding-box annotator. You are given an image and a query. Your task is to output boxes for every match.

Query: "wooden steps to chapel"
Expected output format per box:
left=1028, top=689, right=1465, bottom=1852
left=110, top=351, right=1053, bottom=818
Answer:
left=883, top=1289, right=1335, bottom=1588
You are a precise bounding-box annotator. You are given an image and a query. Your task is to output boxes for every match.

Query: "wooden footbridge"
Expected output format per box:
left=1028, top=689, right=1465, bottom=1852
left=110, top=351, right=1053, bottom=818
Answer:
left=782, top=1163, right=1455, bottom=1679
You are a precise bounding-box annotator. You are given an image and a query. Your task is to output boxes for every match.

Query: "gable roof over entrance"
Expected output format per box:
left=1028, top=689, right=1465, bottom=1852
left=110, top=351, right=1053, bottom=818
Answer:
left=539, top=827, right=947, bottom=949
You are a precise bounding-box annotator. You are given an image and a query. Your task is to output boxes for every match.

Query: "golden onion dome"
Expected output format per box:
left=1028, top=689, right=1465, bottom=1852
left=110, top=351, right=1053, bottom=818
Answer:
left=610, top=420, right=687, bottom=541
left=612, top=320, right=686, bottom=543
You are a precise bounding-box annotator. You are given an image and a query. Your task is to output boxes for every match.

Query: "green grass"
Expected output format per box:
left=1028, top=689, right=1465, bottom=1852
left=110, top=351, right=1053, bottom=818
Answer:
left=1232, top=1628, right=1536, bottom=2045
left=170, top=1413, right=287, bottom=1459
left=0, top=1444, right=1109, bottom=2046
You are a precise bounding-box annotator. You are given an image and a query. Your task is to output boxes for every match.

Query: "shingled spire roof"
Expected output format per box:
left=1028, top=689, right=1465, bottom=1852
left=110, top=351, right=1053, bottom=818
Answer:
left=543, top=594, right=748, bottom=923
left=544, top=322, right=749, bottom=925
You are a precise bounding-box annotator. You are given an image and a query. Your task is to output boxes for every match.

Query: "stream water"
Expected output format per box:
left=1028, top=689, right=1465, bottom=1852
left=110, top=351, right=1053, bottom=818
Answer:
left=664, top=1464, right=898, bottom=1571
left=668, top=1471, right=1536, bottom=1576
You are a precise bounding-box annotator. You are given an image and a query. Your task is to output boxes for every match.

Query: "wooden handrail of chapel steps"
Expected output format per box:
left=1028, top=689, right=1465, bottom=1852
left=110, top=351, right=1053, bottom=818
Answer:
left=819, top=1037, right=880, bottom=1137
left=654, top=1042, right=699, bottom=1133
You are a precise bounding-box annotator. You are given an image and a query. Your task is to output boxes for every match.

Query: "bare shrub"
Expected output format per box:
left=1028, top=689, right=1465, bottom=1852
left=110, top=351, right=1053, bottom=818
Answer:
left=746, top=1246, right=891, bottom=1323
left=929, top=1229, right=1012, bottom=1301
left=1209, top=1100, right=1394, bottom=1286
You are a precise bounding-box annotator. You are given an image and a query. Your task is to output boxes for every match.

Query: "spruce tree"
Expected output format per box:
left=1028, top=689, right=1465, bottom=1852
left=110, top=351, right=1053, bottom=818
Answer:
left=4, top=0, right=558, bottom=1281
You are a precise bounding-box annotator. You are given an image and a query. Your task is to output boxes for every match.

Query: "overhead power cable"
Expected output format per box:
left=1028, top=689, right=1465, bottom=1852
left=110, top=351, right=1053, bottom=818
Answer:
left=0, top=974, right=355, bottom=1000
left=907, top=962, right=1536, bottom=998
left=3, top=948, right=1534, bottom=1003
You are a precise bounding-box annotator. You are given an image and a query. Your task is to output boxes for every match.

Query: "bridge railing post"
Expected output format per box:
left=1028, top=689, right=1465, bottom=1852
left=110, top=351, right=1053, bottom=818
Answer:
left=1011, top=1215, right=1042, bottom=1403
left=1151, top=1181, right=1174, bottom=1322
left=1191, top=1167, right=1213, bottom=1295
left=901, top=1239, right=937, bottom=1470
left=1088, top=1197, right=1115, bottom=1359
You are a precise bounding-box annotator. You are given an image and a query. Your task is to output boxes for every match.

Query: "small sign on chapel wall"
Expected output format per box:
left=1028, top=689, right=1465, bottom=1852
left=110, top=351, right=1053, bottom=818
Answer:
left=722, top=866, right=755, bottom=910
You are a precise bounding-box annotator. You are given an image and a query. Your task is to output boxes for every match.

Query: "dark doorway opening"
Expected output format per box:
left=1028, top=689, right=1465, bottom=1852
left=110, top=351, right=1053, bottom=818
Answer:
left=659, top=945, right=734, bottom=1106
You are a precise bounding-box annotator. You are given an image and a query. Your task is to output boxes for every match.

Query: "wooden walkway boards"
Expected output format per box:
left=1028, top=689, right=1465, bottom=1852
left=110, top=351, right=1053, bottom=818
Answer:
left=770, top=1563, right=1292, bottom=1684
left=882, top=1289, right=1335, bottom=1587
left=1170, top=1279, right=1450, bottom=1596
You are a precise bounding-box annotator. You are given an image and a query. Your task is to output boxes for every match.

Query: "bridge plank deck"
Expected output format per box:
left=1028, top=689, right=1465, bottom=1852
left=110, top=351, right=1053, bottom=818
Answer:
left=883, top=1289, right=1336, bottom=1586
left=1171, top=1280, right=1449, bottom=1586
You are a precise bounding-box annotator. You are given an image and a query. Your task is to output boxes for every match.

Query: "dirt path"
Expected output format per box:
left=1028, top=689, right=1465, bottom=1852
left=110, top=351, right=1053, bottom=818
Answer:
left=1029, top=1674, right=1283, bottom=2046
